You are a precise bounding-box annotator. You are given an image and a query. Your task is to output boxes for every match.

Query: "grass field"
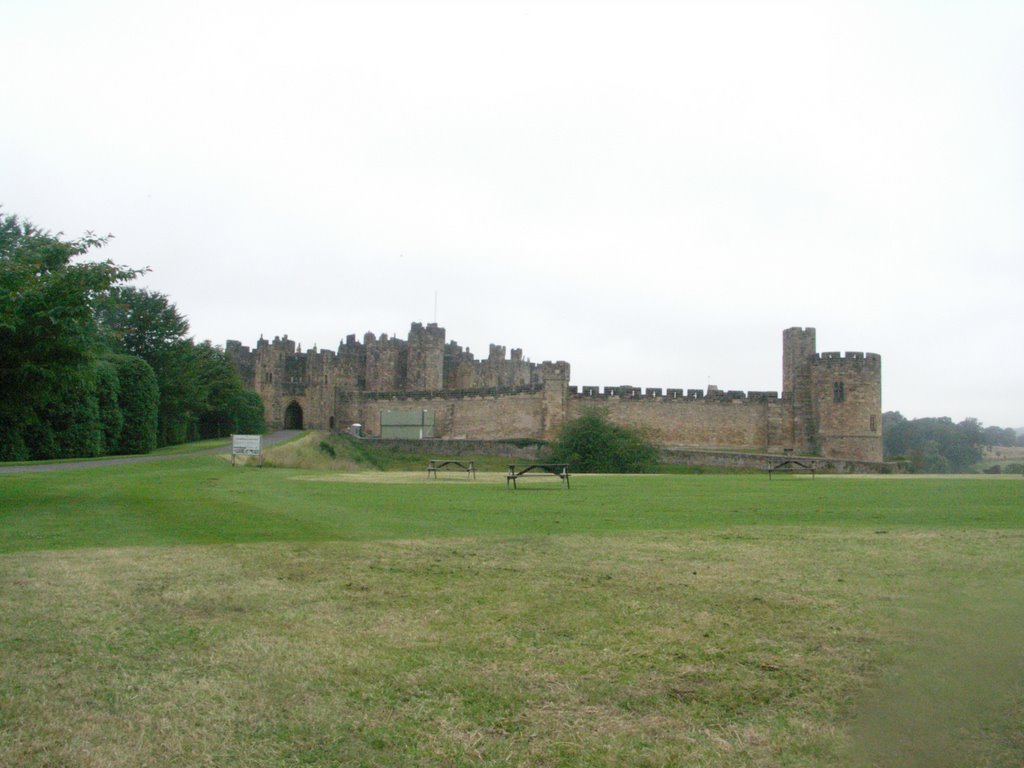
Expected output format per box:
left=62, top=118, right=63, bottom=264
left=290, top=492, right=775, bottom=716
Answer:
left=1, top=454, right=1022, bottom=767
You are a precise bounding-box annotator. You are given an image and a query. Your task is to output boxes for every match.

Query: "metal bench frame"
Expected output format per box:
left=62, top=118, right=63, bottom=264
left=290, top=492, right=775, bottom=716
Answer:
left=427, top=460, right=476, bottom=480
left=765, top=459, right=816, bottom=479
left=506, top=464, right=570, bottom=489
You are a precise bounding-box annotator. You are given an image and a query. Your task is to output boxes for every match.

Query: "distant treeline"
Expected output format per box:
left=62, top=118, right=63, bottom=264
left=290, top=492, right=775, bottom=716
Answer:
left=0, top=211, right=264, bottom=461
left=883, top=411, right=1021, bottom=473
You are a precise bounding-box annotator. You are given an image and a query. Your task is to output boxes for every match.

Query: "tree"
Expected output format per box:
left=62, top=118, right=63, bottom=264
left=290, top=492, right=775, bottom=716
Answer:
left=96, top=287, right=264, bottom=445
left=0, top=212, right=143, bottom=459
left=883, top=411, right=988, bottom=472
left=192, top=341, right=266, bottom=438
left=96, top=286, right=189, bottom=360
left=96, top=287, right=204, bottom=445
left=547, top=410, right=659, bottom=473
left=982, top=425, right=1017, bottom=448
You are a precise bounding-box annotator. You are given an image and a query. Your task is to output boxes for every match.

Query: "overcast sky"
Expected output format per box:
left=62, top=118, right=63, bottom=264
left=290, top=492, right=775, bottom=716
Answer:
left=3, top=0, right=1022, bottom=427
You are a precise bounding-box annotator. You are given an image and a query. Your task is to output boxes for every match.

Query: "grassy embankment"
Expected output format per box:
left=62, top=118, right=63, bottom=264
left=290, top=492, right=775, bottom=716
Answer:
left=250, top=431, right=545, bottom=473
left=1, top=448, right=1022, bottom=767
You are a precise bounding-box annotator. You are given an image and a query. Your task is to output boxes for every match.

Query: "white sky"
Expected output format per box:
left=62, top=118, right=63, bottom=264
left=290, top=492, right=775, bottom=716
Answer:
left=3, top=0, right=1022, bottom=427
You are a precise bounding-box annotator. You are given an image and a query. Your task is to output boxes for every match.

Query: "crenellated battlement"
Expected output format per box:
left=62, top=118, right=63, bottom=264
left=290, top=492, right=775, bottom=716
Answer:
left=360, top=383, right=545, bottom=401
left=268, top=335, right=297, bottom=353
left=233, top=322, right=557, bottom=400
left=569, top=386, right=781, bottom=402
left=812, top=351, right=881, bottom=368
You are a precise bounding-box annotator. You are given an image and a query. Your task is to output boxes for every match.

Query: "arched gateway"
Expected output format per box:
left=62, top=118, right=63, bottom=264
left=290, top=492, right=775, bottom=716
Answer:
left=283, top=401, right=303, bottom=429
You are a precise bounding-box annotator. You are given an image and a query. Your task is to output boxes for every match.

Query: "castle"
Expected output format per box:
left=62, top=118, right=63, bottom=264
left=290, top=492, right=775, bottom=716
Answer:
left=226, top=324, right=883, bottom=462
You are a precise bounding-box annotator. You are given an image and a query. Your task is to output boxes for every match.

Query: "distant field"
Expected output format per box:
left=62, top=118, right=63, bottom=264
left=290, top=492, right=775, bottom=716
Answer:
left=1, top=458, right=1021, bottom=766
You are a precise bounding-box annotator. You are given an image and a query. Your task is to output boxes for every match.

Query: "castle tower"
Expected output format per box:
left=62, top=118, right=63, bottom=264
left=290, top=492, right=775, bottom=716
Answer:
left=809, top=352, right=883, bottom=461
left=781, top=327, right=882, bottom=461
left=406, top=322, right=445, bottom=391
left=363, top=332, right=404, bottom=392
left=782, top=327, right=817, bottom=453
left=539, top=361, right=571, bottom=439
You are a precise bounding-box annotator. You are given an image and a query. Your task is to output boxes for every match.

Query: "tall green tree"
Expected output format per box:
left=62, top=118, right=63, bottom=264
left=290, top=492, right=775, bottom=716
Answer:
left=192, top=341, right=266, bottom=438
left=97, top=287, right=203, bottom=445
left=96, top=286, right=190, bottom=360
left=97, top=289, right=264, bottom=445
left=0, top=212, right=142, bottom=459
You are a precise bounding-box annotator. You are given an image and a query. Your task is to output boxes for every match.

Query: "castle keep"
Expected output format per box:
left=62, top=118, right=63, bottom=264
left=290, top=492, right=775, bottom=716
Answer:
left=226, top=324, right=883, bottom=462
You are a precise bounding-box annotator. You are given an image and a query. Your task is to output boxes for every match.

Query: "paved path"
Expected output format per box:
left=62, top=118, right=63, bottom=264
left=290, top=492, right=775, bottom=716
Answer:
left=0, top=431, right=303, bottom=474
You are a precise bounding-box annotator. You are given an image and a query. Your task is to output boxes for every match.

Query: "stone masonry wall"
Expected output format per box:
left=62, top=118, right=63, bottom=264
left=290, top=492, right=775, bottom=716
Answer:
left=568, top=391, right=793, bottom=453
left=227, top=324, right=883, bottom=464
left=350, top=390, right=548, bottom=440
left=809, top=352, right=883, bottom=462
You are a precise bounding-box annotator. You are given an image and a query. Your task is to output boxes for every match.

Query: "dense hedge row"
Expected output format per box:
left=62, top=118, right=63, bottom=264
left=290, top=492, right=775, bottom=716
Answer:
left=1, top=210, right=264, bottom=461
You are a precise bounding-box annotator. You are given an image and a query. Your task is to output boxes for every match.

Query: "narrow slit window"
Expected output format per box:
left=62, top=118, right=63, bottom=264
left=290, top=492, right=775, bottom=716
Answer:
left=833, top=381, right=845, bottom=403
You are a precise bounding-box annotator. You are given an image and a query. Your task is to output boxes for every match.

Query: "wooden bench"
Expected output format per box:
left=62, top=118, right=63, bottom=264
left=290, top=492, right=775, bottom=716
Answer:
left=765, top=459, right=816, bottom=479
left=506, top=464, right=570, bottom=489
left=427, top=460, right=476, bottom=480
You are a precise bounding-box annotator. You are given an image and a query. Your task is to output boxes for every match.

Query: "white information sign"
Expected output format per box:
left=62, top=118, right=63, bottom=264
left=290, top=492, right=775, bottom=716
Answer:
left=232, top=434, right=262, bottom=460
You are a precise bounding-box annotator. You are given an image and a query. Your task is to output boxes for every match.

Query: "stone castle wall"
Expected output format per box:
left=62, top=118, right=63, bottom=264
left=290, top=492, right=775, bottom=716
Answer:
left=227, top=324, right=883, bottom=462
left=567, top=390, right=794, bottom=453
left=347, top=389, right=550, bottom=440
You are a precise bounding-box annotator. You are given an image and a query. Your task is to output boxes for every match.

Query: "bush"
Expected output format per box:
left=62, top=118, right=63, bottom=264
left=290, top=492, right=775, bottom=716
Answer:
left=110, top=354, right=159, bottom=455
left=95, top=359, right=124, bottom=455
left=546, top=410, right=659, bottom=473
left=36, top=365, right=104, bottom=459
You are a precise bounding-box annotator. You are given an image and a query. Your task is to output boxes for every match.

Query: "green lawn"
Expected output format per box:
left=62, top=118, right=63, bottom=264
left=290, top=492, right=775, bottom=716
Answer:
left=1, top=459, right=1022, bottom=766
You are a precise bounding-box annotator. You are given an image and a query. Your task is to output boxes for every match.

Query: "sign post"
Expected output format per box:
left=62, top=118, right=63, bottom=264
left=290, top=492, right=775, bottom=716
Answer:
left=231, top=434, right=263, bottom=466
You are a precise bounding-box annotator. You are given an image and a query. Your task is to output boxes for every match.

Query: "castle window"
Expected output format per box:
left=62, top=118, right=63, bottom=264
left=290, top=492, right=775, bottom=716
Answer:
left=833, top=381, right=845, bottom=403
left=870, top=415, right=877, bottom=432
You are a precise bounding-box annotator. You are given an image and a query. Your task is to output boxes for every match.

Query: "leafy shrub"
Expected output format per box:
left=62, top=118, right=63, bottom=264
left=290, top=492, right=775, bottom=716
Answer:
left=546, top=410, right=659, bottom=473
left=36, top=365, right=104, bottom=459
left=110, top=354, right=159, bottom=455
left=95, top=359, right=123, bottom=454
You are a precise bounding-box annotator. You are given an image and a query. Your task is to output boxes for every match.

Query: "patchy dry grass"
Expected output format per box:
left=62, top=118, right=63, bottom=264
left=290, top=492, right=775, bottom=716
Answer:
left=2, top=525, right=1022, bottom=766
left=249, top=432, right=524, bottom=473
left=1, top=461, right=1022, bottom=766
left=230, top=431, right=366, bottom=471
